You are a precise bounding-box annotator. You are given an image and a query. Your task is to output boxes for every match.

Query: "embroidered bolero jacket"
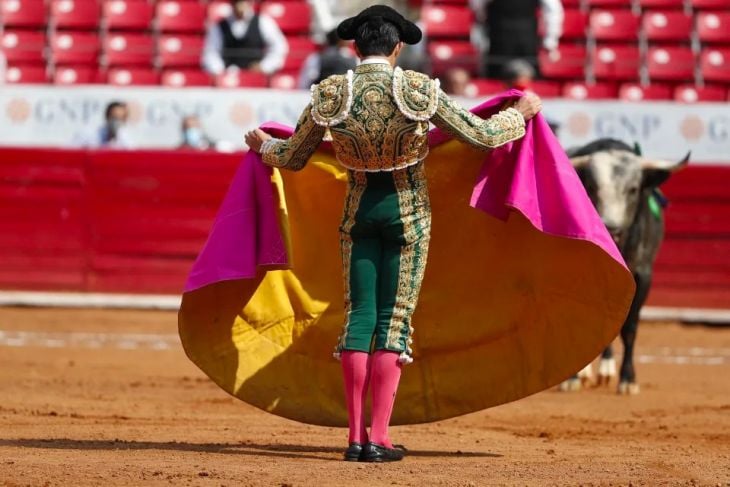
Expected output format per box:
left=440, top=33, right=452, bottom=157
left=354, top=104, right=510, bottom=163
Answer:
left=261, top=62, right=526, bottom=172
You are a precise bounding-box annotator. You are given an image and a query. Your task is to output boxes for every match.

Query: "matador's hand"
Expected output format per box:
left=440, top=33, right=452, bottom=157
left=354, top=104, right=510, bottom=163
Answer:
left=244, top=128, right=271, bottom=153
left=513, top=93, right=542, bottom=121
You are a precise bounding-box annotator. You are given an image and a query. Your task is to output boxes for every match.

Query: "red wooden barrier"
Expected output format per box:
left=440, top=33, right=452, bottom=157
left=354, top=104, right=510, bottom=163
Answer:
left=1, top=147, right=729, bottom=308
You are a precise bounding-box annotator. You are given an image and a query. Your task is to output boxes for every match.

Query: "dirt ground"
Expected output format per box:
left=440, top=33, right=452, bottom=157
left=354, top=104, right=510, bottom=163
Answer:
left=0, top=307, right=728, bottom=487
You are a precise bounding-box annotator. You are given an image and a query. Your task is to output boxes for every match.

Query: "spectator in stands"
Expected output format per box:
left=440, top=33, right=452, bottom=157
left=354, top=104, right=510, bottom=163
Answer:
left=503, top=58, right=535, bottom=91
left=442, top=67, right=472, bottom=97
left=73, top=101, right=134, bottom=149
left=179, top=115, right=215, bottom=150
left=202, top=0, right=289, bottom=76
left=470, top=0, right=564, bottom=78
left=298, top=29, right=358, bottom=89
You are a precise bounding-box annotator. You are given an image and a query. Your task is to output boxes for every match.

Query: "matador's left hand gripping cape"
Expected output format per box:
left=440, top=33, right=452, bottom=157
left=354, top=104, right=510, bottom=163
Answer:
left=178, top=89, right=635, bottom=426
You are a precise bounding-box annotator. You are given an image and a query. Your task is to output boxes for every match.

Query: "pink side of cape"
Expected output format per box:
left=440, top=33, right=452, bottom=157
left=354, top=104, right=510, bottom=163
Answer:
left=183, top=90, right=624, bottom=293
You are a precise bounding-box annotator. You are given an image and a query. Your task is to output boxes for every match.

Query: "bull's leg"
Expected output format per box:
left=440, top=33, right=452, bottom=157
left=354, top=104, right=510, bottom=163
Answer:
left=597, top=345, right=616, bottom=386
left=618, top=272, right=652, bottom=395
left=559, top=361, right=594, bottom=392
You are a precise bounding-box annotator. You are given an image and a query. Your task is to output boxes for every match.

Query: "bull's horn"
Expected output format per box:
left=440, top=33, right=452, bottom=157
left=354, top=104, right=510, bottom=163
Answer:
left=641, top=151, right=691, bottom=172
left=569, top=155, right=591, bottom=167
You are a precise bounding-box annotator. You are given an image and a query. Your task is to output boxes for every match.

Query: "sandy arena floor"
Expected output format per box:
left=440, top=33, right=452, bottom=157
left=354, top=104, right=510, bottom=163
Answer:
left=0, top=307, right=728, bottom=486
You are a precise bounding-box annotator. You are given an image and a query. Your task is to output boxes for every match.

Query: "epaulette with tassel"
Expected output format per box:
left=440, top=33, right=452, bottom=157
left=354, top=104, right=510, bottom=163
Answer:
left=310, top=70, right=354, bottom=141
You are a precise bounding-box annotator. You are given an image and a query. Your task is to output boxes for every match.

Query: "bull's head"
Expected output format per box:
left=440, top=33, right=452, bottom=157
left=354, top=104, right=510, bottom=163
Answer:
left=570, top=146, right=689, bottom=244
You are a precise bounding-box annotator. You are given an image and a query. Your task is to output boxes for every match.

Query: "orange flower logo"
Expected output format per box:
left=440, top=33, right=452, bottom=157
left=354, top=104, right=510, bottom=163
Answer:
left=229, top=102, right=254, bottom=127
left=679, top=116, right=704, bottom=141
left=567, top=112, right=591, bottom=138
left=6, top=98, right=31, bottom=124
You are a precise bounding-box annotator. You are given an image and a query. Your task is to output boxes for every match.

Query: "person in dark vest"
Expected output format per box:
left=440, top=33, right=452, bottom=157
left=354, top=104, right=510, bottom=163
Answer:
left=298, top=29, right=358, bottom=89
left=202, top=0, right=288, bottom=76
left=470, top=0, right=563, bottom=78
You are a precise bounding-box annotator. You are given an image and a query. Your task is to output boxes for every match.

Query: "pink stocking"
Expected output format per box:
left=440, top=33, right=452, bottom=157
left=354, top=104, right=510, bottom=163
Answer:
left=341, top=351, right=371, bottom=444
left=369, top=350, right=403, bottom=448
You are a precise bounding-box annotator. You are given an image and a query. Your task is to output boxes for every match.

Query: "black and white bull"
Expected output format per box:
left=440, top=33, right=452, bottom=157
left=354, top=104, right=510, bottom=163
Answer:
left=560, top=139, right=689, bottom=395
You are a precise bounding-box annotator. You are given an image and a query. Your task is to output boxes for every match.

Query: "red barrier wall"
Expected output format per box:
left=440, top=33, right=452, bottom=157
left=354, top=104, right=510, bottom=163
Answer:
left=1, top=147, right=729, bottom=308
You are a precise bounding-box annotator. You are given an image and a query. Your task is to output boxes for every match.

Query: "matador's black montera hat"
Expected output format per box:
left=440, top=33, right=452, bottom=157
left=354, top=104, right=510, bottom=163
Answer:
left=336, top=5, right=423, bottom=45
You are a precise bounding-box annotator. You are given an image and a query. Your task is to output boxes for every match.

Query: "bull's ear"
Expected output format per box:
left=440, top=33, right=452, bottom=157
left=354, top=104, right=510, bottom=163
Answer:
left=569, top=155, right=590, bottom=168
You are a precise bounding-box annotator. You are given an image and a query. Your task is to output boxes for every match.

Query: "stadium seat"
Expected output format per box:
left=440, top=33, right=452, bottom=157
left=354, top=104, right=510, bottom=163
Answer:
left=428, top=40, right=479, bottom=76
left=51, top=0, right=100, bottom=30
left=538, top=45, right=586, bottom=79
left=104, top=0, right=154, bottom=31
left=464, top=79, right=505, bottom=97
left=215, top=70, right=268, bottom=88
left=1, top=0, right=45, bottom=29
left=643, top=11, right=692, bottom=42
left=619, top=83, right=672, bottom=100
left=700, top=48, right=730, bottom=83
left=50, top=32, right=100, bottom=65
left=269, top=72, right=298, bottom=90
left=1, top=31, right=45, bottom=64
left=422, top=6, right=473, bottom=38
left=108, top=68, right=160, bottom=86
left=638, top=0, right=685, bottom=8
left=563, top=82, right=619, bottom=99
left=592, top=44, right=640, bottom=80
left=647, top=46, right=695, bottom=81
left=104, top=33, right=155, bottom=66
left=156, top=1, right=206, bottom=33
left=697, top=12, right=730, bottom=44
left=161, top=69, right=212, bottom=87
left=590, top=10, right=639, bottom=42
left=5, top=65, right=47, bottom=84
left=53, top=66, right=103, bottom=84
left=158, top=35, right=204, bottom=68
left=586, top=0, right=633, bottom=7
left=674, top=84, right=727, bottom=102
left=690, top=0, right=728, bottom=9
left=528, top=80, right=562, bottom=97
left=282, top=37, right=317, bottom=72
left=562, top=10, right=589, bottom=40
left=260, top=1, right=311, bottom=35
left=207, top=1, right=231, bottom=23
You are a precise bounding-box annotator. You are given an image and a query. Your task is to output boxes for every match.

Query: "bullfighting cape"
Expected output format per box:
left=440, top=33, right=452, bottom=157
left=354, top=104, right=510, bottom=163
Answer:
left=178, top=90, right=635, bottom=426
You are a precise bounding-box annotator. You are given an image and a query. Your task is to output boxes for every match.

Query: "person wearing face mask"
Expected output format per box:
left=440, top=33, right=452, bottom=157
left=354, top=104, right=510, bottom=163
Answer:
left=179, top=115, right=215, bottom=150
left=73, top=101, right=134, bottom=149
left=202, top=0, right=289, bottom=76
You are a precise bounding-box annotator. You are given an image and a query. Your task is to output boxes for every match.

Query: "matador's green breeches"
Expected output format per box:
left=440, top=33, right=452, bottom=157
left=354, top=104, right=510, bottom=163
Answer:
left=334, top=162, right=431, bottom=364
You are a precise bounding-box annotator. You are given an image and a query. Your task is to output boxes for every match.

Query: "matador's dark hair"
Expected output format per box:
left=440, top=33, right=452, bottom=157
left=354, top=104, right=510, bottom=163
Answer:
left=353, top=18, right=401, bottom=57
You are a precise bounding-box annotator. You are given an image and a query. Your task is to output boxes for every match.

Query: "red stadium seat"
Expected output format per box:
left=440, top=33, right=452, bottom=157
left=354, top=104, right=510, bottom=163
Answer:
left=422, top=6, right=473, bottom=38
left=464, top=79, right=505, bottom=97
left=156, top=1, right=206, bottom=33
left=690, top=0, right=728, bottom=9
left=158, top=35, right=204, bottom=68
left=429, top=41, right=479, bottom=76
left=51, top=0, right=100, bottom=30
left=700, top=48, right=730, bottom=83
left=590, top=10, right=639, bottom=42
left=5, top=65, right=47, bottom=84
left=53, top=66, right=102, bottom=84
left=647, top=46, right=695, bottom=81
left=1, top=31, right=45, bottom=64
left=643, top=11, right=692, bottom=42
left=638, top=0, right=685, bottom=8
left=215, top=70, right=268, bottom=88
left=538, top=45, right=586, bottom=79
left=562, top=10, right=589, bottom=40
left=697, top=12, right=730, bottom=44
left=619, top=83, right=672, bottom=100
left=563, top=82, right=618, bottom=99
left=529, top=80, right=563, bottom=98
left=50, top=32, right=100, bottom=65
left=270, top=72, right=298, bottom=90
left=260, top=1, right=311, bottom=35
left=108, top=67, right=160, bottom=86
left=104, top=33, right=154, bottom=66
left=104, top=0, right=154, bottom=31
left=674, top=84, right=727, bottom=102
left=282, top=37, right=316, bottom=72
left=1, top=0, right=45, bottom=29
left=592, top=44, right=640, bottom=80
left=207, top=1, right=231, bottom=23
left=587, top=0, right=632, bottom=7
left=161, top=69, right=212, bottom=87
left=561, top=0, right=582, bottom=6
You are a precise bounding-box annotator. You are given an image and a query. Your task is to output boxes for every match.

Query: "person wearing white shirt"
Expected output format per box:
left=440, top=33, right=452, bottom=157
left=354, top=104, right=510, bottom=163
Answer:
left=470, top=0, right=564, bottom=78
left=202, top=0, right=289, bottom=76
left=73, top=101, right=135, bottom=149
